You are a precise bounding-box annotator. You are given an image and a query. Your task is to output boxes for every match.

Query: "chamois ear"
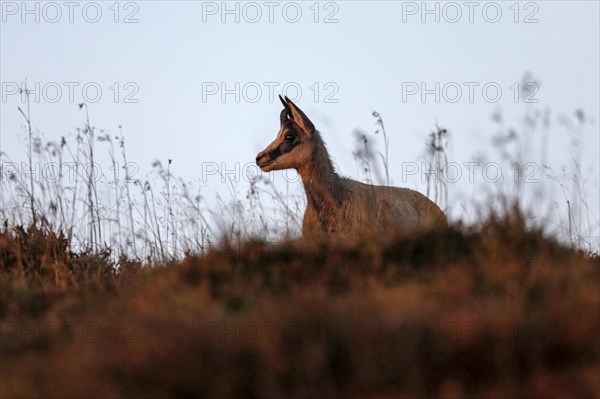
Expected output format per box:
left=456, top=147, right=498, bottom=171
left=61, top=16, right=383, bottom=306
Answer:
left=284, top=96, right=315, bottom=135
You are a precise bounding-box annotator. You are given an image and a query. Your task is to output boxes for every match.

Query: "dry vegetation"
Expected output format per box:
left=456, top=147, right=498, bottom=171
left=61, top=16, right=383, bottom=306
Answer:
left=1, top=97, right=599, bottom=398
left=1, top=214, right=598, bottom=398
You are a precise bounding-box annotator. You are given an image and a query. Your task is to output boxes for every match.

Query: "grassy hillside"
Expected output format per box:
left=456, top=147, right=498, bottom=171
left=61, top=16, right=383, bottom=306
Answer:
left=1, top=211, right=598, bottom=398
left=1, top=101, right=598, bottom=397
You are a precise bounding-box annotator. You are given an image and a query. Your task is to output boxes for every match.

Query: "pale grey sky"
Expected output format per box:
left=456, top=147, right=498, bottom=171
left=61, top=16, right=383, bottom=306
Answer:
left=1, top=1, right=599, bottom=245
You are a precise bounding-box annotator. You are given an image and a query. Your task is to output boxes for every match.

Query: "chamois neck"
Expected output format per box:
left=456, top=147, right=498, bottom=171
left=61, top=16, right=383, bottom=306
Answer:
left=297, top=133, right=343, bottom=210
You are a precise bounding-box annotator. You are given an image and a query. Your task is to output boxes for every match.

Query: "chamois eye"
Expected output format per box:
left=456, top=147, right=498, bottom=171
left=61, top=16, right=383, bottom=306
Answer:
left=284, top=134, right=295, bottom=142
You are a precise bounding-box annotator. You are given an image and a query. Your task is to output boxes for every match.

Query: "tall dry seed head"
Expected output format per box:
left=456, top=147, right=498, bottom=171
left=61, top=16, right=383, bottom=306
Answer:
left=256, top=96, right=446, bottom=240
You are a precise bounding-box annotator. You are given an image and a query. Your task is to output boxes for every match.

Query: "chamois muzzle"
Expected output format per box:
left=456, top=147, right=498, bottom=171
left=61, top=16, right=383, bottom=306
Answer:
left=255, top=151, right=272, bottom=170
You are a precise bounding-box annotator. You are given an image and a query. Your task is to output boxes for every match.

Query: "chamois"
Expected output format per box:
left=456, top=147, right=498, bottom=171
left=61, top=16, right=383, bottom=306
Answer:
left=256, top=96, right=446, bottom=239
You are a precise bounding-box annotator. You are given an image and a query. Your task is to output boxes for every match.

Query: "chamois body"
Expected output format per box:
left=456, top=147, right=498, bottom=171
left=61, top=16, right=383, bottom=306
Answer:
left=256, top=96, right=446, bottom=238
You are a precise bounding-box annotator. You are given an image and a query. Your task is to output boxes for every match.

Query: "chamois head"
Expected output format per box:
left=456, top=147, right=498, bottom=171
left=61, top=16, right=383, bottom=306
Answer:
left=256, top=95, right=316, bottom=172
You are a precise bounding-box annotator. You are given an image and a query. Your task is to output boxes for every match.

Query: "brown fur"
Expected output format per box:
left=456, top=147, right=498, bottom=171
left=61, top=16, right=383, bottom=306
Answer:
left=256, top=96, right=446, bottom=239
